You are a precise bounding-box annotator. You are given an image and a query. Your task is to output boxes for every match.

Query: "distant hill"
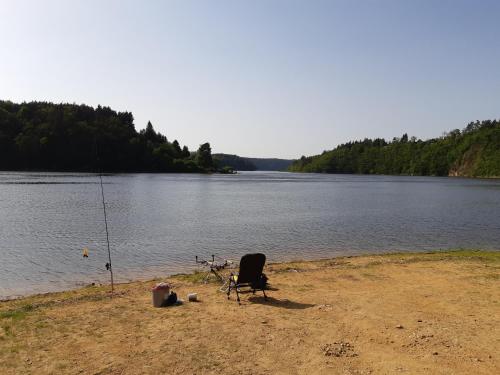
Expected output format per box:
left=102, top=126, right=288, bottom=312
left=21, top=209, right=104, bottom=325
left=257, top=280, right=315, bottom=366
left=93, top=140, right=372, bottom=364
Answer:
left=288, top=120, right=500, bottom=178
left=213, top=154, right=294, bottom=171
left=245, top=157, right=294, bottom=171
left=212, top=154, right=257, bottom=171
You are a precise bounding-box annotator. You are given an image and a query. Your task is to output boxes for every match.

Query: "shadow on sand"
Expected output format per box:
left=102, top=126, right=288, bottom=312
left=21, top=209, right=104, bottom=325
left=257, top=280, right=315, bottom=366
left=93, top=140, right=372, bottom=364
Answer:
left=248, top=296, right=315, bottom=310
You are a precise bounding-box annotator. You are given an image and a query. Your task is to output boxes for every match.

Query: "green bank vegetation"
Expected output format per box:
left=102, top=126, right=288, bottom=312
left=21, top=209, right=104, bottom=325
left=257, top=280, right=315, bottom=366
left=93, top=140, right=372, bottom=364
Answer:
left=0, top=101, right=214, bottom=172
left=289, top=120, right=500, bottom=177
left=213, top=154, right=257, bottom=171
left=378, top=249, right=500, bottom=264
left=213, top=154, right=294, bottom=171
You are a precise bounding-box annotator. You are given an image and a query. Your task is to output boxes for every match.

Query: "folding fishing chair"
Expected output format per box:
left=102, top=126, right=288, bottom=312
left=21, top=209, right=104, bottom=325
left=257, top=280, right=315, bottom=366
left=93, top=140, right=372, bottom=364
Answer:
left=227, top=253, right=268, bottom=303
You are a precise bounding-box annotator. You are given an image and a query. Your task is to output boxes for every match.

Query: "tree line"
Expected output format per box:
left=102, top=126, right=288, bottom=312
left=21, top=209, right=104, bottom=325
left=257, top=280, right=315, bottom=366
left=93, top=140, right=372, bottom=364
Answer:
left=212, top=154, right=294, bottom=171
left=289, top=120, right=500, bottom=177
left=212, top=154, right=257, bottom=171
left=0, top=101, right=214, bottom=172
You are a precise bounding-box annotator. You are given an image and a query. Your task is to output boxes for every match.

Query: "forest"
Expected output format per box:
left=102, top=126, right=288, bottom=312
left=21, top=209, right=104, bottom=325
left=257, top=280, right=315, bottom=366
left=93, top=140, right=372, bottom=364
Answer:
left=212, top=154, right=294, bottom=171
left=0, top=101, right=213, bottom=172
left=289, top=120, right=500, bottom=178
left=213, top=154, right=257, bottom=171
left=2, top=100, right=498, bottom=177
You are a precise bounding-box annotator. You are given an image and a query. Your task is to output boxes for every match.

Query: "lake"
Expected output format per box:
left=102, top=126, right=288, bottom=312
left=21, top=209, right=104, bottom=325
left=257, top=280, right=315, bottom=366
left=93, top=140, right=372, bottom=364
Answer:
left=1, top=171, right=499, bottom=298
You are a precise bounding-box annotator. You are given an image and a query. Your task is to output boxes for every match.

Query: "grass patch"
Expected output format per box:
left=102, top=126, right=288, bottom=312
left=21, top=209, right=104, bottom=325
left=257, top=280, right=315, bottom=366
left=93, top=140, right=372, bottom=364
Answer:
left=363, top=260, right=384, bottom=268
left=2, top=289, right=112, bottom=313
left=172, top=270, right=222, bottom=284
left=361, top=272, right=385, bottom=280
left=270, top=263, right=309, bottom=273
left=35, top=321, right=49, bottom=329
left=9, top=344, right=20, bottom=353
left=296, top=284, right=315, bottom=292
left=56, top=362, right=69, bottom=370
left=381, top=249, right=500, bottom=263
left=0, top=303, right=35, bottom=321
left=2, top=324, right=13, bottom=337
left=310, top=249, right=500, bottom=271
left=481, top=273, right=500, bottom=280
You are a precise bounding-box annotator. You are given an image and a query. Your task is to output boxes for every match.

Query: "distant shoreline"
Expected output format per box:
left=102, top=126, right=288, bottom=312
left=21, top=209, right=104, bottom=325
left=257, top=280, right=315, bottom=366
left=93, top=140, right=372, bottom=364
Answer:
left=2, top=249, right=498, bottom=302
left=1, top=169, right=499, bottom=178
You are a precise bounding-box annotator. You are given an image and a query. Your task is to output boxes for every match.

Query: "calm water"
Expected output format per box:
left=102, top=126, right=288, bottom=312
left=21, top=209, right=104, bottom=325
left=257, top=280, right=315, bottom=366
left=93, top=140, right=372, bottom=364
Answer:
left=1, top=171, right=499, bottom=298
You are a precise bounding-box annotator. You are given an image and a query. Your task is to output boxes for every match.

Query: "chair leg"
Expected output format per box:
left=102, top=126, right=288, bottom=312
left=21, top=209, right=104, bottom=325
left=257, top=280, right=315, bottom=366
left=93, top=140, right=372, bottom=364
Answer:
left=235, top=286, right=240, bottom=304
left=227, top=280, right=231, bottom=300
left=262, top=289, right=267, bottom=300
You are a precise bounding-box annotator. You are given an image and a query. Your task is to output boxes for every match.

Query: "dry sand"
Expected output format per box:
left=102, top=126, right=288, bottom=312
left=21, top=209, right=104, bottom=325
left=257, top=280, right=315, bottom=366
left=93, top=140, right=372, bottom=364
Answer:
left=1, top=250, right=499, bottom=374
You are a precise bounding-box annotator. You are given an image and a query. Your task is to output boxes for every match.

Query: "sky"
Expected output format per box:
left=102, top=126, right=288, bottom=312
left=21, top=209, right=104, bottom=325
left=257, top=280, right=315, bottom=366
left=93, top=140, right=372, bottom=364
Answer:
left=1, top=0, right=499, bottom=158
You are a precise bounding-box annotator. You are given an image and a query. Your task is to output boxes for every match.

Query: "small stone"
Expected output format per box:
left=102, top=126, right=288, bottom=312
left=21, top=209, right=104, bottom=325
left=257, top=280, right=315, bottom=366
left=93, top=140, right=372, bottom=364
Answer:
left=433, top=352, right=439, bottom=355
left=417, top=319, right=422, bottom=322
left=396, top=324, right=404, bottom=329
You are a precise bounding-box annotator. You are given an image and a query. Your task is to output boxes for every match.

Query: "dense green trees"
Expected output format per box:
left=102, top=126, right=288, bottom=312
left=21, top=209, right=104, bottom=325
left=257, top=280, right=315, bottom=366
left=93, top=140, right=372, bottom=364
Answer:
left=212, top=154, right=294, bottom=171
left=3, top=100, right=497, bottom=177
left=212, top=154, right=257, bottom=171
left=196, top=143, right=214, bottom=170
left=289, top=120, right=500, bottom=178
left=0, top=101, right=213, bottom=172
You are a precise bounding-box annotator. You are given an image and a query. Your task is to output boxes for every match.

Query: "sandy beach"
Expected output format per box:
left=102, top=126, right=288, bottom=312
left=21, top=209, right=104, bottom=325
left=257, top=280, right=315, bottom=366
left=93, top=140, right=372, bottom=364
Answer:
left=1, top=250, right=499, bottom=374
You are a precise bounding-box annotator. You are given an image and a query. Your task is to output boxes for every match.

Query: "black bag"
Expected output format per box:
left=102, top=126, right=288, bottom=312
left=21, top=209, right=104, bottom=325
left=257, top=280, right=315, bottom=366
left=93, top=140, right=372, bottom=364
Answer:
left=252, top=273, right=268, bottom=290
left=162, top=292, right=178, bottom=307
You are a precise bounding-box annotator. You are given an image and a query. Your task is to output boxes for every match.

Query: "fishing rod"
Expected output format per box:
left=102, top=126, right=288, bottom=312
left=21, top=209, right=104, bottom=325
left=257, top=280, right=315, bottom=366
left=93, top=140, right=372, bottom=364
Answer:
left=99, top=172, right=114, bottom=293
left=94, top=139, right=114, bottom=294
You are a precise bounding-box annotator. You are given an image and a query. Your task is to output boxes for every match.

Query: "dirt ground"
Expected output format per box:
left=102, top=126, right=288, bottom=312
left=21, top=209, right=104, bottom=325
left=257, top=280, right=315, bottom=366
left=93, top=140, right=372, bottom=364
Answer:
left=0, top=250, right=499, bottom=375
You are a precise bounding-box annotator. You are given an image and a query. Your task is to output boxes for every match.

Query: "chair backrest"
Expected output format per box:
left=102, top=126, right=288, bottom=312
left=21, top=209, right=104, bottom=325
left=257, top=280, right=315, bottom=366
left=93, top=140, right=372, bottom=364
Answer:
left=237, top=253, right=266, bottom=284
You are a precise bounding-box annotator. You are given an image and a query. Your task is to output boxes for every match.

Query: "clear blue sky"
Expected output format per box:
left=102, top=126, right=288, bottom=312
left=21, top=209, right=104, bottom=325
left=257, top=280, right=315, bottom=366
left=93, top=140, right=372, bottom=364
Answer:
left=1, top=0, right=499, bottom=158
